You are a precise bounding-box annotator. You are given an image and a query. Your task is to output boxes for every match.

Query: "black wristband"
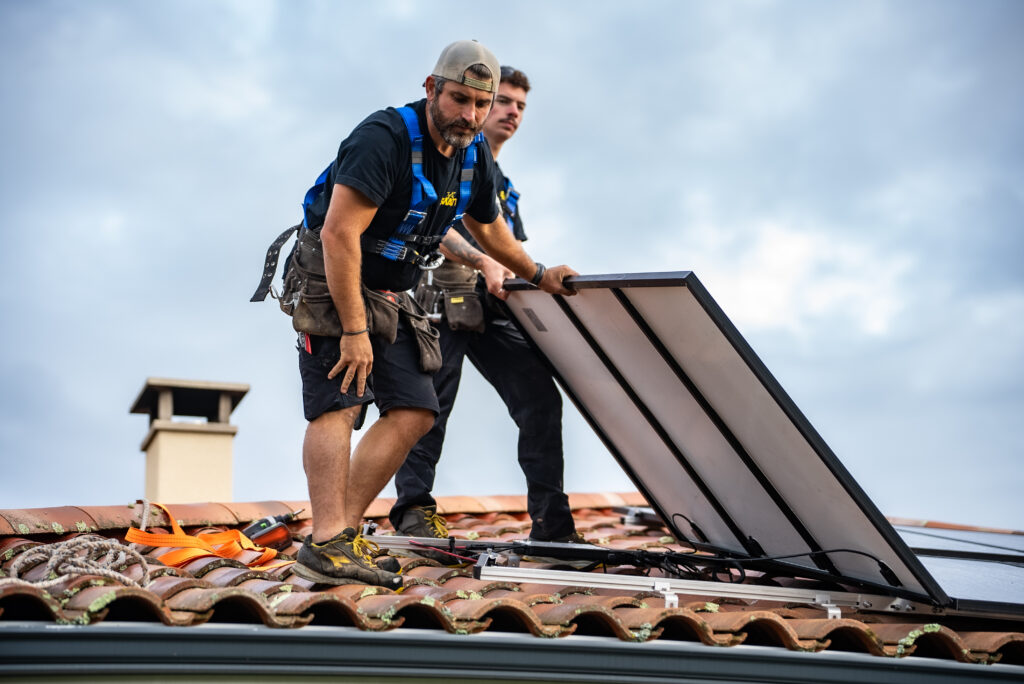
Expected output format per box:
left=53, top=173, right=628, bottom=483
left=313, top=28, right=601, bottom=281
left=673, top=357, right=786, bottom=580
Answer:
left=530, top=262, right=546, bottom=286
left=342, top=327, right=369, bottom=337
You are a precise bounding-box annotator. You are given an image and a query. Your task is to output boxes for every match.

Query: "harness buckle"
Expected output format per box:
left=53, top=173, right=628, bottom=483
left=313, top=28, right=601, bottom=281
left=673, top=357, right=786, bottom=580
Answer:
left=417, top=251, right=445, bottom=271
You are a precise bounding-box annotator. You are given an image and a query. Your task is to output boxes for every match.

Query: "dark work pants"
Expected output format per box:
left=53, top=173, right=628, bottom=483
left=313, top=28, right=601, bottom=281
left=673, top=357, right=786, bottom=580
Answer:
left=390, top=301, right=575, bottom=540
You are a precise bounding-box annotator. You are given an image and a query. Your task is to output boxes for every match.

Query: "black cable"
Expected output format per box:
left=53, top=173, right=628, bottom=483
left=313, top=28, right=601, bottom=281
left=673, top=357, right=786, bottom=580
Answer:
left=662, top=546, right=901, bottom=587
left=723, top=547, right=883, bottom=565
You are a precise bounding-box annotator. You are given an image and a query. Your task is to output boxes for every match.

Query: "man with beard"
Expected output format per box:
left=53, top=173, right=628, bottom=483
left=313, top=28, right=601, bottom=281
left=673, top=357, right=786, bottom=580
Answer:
left=389, top=67, right=583, bottom=559
left=286, top=41, right=577, bottom=588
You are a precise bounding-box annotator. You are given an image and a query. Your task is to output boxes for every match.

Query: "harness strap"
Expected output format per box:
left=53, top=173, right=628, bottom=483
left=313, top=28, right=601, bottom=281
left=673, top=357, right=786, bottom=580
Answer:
left=253, top=106, right=485, bottom=294
left=396, top=106, right=439, bottom=212
left=303, top=164, right=333, bottom=229
left=369, top=107, right=483, bottom=267
left=452, top=134, right=481, bottom=225
left=500, top=177, right=520, bottom=223
left=250, top=223, right=301, bottom=302
left=375, top=107, right=440, bottom=264
left=125, top=503, right=282, bottom=570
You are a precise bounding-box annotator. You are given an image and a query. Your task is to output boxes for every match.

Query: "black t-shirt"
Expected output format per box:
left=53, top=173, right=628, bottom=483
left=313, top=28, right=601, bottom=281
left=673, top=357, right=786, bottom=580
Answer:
left=306, top=99, right=501, bottom=291
left=453, top=161, right=528, bottom=248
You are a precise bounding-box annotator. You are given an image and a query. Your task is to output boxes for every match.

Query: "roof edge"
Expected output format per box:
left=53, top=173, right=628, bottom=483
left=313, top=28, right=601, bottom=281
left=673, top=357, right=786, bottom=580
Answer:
left=2, top=623, right=1012, bottom=683
left=0, top=492, right=649, bottom=535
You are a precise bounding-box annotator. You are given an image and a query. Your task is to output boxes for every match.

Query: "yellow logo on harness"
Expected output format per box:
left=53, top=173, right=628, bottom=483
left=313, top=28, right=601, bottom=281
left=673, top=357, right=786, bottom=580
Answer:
left=439, top=191, right=457, bottom=207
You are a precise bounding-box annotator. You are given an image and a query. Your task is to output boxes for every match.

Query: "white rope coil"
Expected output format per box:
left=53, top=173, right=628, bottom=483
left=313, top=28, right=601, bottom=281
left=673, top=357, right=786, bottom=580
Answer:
left=0, top=534, right=156, bottom=589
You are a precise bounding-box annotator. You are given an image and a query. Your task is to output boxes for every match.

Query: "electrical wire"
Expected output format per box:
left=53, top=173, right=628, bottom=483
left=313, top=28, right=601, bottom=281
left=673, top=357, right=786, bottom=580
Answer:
left=408, top=539, right=477, bottom=564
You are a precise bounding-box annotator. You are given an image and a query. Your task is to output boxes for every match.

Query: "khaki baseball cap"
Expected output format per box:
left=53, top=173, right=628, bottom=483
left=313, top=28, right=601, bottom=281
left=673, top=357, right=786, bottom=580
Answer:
left=432, top=40, right=500, bottom=93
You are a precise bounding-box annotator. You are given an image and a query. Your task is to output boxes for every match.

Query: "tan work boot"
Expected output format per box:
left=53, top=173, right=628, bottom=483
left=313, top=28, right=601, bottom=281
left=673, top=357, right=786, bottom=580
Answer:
left=394, top=505, right=460, bottom=565
left=293, top=528, right=403, bottom=588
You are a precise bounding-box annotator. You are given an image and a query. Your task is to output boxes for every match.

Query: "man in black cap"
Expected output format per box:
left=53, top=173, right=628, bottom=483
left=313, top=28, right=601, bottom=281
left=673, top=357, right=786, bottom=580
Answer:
left=284, top=41, right=577, bottom=588
left=389, top=66, right=583, bottom=559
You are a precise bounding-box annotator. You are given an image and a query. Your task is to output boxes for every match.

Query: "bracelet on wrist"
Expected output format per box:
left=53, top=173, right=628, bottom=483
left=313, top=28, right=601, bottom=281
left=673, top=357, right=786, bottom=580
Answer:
left=530, top=262, right=546, bottom=286
left=342, top=327, right=369, bottom=337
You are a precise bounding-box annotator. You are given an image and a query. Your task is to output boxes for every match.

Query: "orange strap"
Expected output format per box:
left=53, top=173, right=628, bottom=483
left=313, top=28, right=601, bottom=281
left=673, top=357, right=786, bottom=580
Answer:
left=126, top=503, right=280, bottom=569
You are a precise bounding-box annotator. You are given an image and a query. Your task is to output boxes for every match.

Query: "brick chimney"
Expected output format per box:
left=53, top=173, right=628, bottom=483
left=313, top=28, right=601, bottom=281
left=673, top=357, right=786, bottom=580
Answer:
left=130, top=378, right=249, bottom=503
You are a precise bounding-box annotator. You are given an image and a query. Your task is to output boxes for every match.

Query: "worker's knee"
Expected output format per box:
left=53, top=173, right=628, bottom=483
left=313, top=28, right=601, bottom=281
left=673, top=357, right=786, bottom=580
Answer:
left=386, top=407, right=436, bottom=441
left=305, top=405, right=359, bottom=439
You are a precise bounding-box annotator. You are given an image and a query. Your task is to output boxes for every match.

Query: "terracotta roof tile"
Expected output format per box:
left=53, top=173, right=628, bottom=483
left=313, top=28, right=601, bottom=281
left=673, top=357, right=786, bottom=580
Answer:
left=703, top=610, right=822, bottom=651
left=62, top=584, right=171, bottom=626
left=787, top=618, right=888, bottom=655
left=218, top=501, right=305, bottom=524
left=0, top=506, right=101, bottom=537
left=869, top=622, right=977, bottom=661
left=144, top=575, right=209, bottom=600
left=1, top=494, right=1022, bottom=672
left=445, top=596, right=560, bottom=636
left=164, top=586, right=284, bottom=627
left=272, top=591, right=360, bottom=629
left=0, top=582, right=62, bottom=621
left=960, top=632, right=1024, bottom=665
left=147, top=502, right=240, bottom=527
left=530, top=601, right=635, bottom=639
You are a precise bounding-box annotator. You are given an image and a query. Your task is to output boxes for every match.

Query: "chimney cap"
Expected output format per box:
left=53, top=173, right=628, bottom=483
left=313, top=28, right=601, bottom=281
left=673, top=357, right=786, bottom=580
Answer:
left=130, top=377, right=250, bottom=421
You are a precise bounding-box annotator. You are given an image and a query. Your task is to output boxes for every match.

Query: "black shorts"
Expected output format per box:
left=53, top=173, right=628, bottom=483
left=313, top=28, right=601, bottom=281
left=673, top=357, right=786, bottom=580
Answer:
left=298, top=322, right=440, bottom=422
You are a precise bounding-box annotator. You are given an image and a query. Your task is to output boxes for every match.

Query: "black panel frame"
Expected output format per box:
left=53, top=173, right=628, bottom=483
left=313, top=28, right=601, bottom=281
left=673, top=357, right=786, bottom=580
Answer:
left=504, top=271, right=951, bottom=604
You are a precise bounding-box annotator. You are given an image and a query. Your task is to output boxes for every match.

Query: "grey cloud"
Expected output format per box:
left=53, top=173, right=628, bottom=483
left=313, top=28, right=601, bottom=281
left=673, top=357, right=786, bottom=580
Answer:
left=1, top=1, right=1021, bottom=530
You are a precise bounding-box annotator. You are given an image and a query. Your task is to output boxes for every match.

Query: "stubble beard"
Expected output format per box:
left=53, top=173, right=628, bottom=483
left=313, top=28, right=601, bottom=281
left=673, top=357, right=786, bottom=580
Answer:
left=429, top=96, right=480, bottom=149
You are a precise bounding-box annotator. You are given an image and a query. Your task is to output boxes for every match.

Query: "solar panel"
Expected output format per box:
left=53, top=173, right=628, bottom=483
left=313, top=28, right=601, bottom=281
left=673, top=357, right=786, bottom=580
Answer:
left=895, top=526, right=1024, bottom=555
left=895, top=526, right=1024, bottom=612
left=503, top=272, right=949, bottom=604
left=914, top=556, right=1024, bottom=607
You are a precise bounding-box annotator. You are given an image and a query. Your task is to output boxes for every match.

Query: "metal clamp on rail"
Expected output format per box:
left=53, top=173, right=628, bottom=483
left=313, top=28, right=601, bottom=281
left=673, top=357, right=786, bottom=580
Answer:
left=472, top=548, right=500, bottom=579
left=654, top=580, right=679, bottom=608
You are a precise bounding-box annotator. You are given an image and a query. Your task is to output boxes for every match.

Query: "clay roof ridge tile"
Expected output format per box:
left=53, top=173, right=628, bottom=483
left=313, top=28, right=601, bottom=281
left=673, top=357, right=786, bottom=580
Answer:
left=529, top=602, right=636, bottom=641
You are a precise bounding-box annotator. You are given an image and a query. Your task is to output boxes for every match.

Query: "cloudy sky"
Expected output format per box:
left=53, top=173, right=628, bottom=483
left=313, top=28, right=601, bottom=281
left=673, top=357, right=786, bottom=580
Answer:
left=1, top=1, right=1021, bottom=532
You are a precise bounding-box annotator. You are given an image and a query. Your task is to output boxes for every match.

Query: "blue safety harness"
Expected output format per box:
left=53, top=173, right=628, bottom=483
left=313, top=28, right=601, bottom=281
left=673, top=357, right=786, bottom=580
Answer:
left=301, top=106, right=483, bottom=268
left=250, top=106, right=483, bottom=303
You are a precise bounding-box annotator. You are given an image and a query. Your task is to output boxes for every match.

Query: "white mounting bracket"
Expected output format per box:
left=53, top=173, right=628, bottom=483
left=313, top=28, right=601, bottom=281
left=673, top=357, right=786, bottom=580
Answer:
left=654, top=580, right=679, bottom=608
left=815, top=594, right=841, bottom=620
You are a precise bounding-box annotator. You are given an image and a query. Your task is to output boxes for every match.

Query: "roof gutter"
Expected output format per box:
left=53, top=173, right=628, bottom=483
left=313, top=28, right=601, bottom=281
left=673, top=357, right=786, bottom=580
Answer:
left=1, top=622, right=1016, bottom=683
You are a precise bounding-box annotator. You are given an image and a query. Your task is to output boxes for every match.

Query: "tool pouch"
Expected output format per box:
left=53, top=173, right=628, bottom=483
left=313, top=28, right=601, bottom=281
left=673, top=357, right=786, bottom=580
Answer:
left=432, top=261, right=485, bottom=333
left=443, top=292, right=485, bottom=333
left=362, top=287, right=401, bottom=344
left=413, top=279, right=444, bottom=318
left=280, top=228, right=343, bottom=337
left=363, top=287, right=440, bottom=373
left=279, top=228, right=441, bottom=373
left=401, top=296, right=442, bottom=374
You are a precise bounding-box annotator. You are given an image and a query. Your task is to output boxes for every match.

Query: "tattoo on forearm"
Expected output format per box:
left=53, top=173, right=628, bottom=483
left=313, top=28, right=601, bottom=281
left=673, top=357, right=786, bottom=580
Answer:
left=441, top=231, right=486, bottom=269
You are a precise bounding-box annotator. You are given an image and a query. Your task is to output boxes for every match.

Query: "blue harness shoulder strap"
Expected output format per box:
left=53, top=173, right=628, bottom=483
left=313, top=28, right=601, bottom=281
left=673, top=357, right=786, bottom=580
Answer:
left=297, top=105, right=483, bottom=267
left=376, top=106, right=483, bottom=266
left=302, top=163, right=332, bottom=229
left=252, top=107, right=483, bottom=301
left=500, top=177, right=520, bottom=224
left=378, top=106, right=440, bottom=262
left=396, top=106, right=439, bottom=212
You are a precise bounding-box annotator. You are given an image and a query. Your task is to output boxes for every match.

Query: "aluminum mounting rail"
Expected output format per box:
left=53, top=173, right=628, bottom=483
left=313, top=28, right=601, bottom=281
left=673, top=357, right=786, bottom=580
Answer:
left=474, top=565, right=938, bottom=620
